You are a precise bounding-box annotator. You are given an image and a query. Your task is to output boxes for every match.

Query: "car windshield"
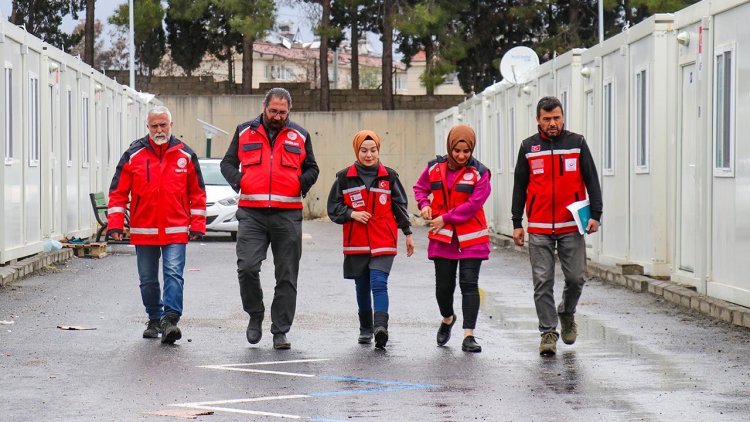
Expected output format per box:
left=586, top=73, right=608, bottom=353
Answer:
left=200, top=161, right=229, bottom=186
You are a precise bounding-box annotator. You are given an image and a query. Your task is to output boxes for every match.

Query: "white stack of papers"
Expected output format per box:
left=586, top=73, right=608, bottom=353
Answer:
left=566, top=199, right=591, bottom=235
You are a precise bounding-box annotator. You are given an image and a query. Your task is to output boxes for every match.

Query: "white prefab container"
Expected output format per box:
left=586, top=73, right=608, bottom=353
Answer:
left=626, top=15, right=676, bottom=277
left=0, top=20, right=157, bottom=264
left=580, top=46, right=606, bottom=262
left=672, top=0, right=750, bottom=305
left=672, top=1, right=710, bottom=292
left=586, top=29, right=632, bottom=268
left=481, top=81, right=513, bottom=236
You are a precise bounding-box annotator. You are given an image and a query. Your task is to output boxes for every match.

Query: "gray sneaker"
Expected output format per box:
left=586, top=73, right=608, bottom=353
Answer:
left=539, top=332, right=558, bottom=356
left=559, top=313, right=577, bottom=345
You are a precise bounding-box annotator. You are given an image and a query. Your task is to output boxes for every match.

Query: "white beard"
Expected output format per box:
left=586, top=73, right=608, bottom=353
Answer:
left=152, top=135, right=169, bottom=145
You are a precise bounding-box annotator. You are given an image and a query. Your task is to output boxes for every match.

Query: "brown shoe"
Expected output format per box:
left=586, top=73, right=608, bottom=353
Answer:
left=539, top=332, right=557, bottom=356
left=559, top=313, right=578, bottom=345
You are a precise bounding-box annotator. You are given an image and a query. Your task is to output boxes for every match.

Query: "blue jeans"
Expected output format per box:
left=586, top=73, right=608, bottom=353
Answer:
left=354, top=269, right=389, bottom=313
left=135, top=244, right=186, bottom=320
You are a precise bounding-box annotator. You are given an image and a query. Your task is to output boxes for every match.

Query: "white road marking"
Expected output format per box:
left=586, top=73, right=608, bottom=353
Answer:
left=198, top=365, right=316, bottom=377
left=172, top=395, right=310, bottom=419
left=198, top=358, right=330, bottom=377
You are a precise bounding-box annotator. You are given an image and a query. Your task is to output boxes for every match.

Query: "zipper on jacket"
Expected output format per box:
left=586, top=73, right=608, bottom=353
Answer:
left=559, top=155, right=564, bottom=176
left=551, top=142, right=555, bottom=234
left=147, top=160, right=150, bottom=183
left=268, top=135, right=274, bottom=206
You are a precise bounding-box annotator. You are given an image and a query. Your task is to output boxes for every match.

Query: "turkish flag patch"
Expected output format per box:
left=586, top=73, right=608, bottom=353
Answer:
left=531, top=145, right=541, bottom=152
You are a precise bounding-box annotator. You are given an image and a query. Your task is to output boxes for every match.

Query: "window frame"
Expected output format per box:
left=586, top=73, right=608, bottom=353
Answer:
left=602, top=78, right=615, bottom=176
left=712, top=43, right=736, bottom=177
left=634, top=66, right=650, bottom=173
left=4, top=62, right=13, bottom=165
left=81, top=93, right=90, bottom=168
left=28, top=71, right=41, bottom=167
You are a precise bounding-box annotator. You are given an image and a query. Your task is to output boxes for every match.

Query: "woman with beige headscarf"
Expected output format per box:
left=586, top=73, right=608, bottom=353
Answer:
left=412, top=124, right=491, bottom=353
left=327, top=130, right=415, bottom=350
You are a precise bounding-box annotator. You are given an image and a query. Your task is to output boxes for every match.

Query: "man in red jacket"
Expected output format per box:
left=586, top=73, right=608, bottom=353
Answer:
left=511, top=96, right=602, bottom=356
left=108, top=106, right=206, bottom=344
left=221, top=88, right=319, bottom=350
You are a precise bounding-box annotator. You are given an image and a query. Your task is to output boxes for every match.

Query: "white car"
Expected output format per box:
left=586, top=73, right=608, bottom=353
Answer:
left=199, top=158, right=239, bottom=240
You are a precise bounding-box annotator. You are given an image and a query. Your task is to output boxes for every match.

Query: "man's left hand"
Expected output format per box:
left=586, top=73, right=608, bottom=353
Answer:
left=585, top=219, right=600, bottom=234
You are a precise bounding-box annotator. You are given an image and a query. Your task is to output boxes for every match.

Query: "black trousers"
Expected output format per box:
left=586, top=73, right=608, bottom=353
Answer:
left=434, top=258, right=482, bottom=330
left=236, top=207, right=302, bottom=335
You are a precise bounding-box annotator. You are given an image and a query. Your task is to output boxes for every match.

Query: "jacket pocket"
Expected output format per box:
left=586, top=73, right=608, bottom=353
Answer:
left=241, top=143, right=263, bottom=167
left=281, top=144, right=301, bottom=169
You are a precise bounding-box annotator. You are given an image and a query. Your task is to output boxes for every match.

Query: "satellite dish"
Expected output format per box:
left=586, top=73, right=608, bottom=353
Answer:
left=500, top=46, right=540, bottom=84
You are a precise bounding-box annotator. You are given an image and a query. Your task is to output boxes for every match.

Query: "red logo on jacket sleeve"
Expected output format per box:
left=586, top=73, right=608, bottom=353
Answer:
left=531, top=145, right=541, bottom=152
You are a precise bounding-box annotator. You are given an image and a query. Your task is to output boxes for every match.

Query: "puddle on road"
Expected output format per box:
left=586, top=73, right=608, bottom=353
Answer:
left=477, top=290, right=746, bottom=419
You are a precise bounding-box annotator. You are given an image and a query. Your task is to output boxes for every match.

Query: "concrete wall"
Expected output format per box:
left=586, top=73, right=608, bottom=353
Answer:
left=161, top=95, right=440, bottom=218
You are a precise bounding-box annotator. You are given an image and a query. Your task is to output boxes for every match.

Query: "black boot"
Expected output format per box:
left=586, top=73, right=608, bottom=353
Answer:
left=373, top=311, right=389, bottom=349
left=358, top=311, right=374, bottom=344
left=161, top=313, right=182, bottom=344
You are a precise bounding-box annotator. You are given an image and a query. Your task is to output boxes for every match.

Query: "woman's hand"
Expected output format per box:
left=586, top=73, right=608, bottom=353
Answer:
left=420, top=206, right=432, bottom=220
left=429, top=215, right=445, bottom=233
left=351, top=210, right=372, bottom=224
left=405, top=234, right=415, bottom=257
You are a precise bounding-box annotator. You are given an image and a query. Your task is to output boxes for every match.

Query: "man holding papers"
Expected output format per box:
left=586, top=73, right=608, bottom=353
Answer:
left=511, top=96, right=603, bottom=356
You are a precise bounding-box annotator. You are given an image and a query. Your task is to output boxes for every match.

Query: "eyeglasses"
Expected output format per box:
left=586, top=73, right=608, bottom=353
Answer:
left=266, top=108, right=289, bottom=118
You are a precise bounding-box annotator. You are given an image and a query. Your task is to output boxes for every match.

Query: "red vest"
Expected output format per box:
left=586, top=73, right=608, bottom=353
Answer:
left=237, top=123, right=307, bottom=209
left=524, top=132, right=586, bottom=234
left=428, top=160, right=489, bottom=247
left=340, top=164, right=398, bottom=256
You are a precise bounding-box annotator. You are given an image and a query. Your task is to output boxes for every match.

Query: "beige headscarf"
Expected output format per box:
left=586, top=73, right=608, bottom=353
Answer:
left=352, top=130, right=382, bottom=164
left=446, top=124, right=476, bottom=169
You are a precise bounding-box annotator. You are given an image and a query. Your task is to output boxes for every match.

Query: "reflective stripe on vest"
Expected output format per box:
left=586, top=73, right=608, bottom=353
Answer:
left=457, top=229, right=489, bottom=243
left=108, top=206, right=126, bottom=214
left=436, top=228, right=454, bottom=237
left=130, top=227, right=159, bottom=235
left=344, top=246, right=371, bottom=253
left=371, top=247, right=398, bottom=254
left=191, top=209, right=207, bottom=216
left=165, top=226, right=189, bottom=234
left=528, top=221, right=578, bottom=229
left=525, top=148, right=581, bottom=159
left=239, top=193, right=302, bottom=203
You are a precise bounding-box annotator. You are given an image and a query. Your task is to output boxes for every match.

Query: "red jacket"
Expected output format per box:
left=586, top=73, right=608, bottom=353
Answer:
left=236, top=119, right=308, bottom=209
left=428, top=159, right=490, bottom=248
left=108, top=136, right=206, bottom=245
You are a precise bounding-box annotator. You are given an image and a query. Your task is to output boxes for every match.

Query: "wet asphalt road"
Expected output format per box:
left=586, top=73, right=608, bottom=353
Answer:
left=1, top=221, right=750, bottom=421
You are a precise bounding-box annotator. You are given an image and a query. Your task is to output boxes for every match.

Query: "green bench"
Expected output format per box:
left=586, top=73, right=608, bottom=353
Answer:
left=89, top=192, right=129, bottom=243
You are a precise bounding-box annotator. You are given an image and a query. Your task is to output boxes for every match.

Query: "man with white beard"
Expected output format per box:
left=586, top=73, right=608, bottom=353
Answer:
left=108, top=106, right=206, bottom=344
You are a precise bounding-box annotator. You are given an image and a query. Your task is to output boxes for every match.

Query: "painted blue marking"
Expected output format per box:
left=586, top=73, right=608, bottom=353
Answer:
left=311, top=375, right=440, bottom=397
left=320, top=375, right=438, bottom=388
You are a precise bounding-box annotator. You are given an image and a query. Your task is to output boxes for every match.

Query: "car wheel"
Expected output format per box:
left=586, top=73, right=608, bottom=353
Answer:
left=231, top=232, right=237, bottom=241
